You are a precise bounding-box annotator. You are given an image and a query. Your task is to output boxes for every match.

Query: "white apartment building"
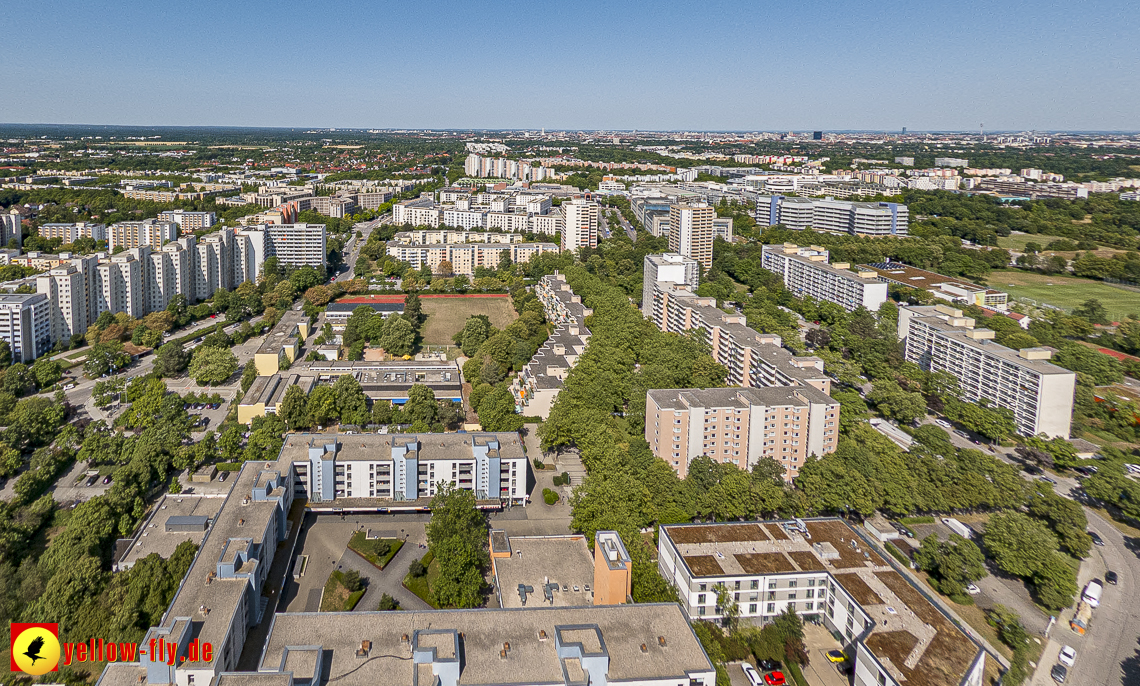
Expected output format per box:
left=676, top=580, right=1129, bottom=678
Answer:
left=392, top=195, right=443, bottom=226
left=385, top=242, right=558, bottom=276
left=529, top=212, right=563, bottom=235
left=36, top=264, right=88, bottom=343
left=0, top=294, right=51, bottom=363
left=391, top=230, right=522, bottom=245
left=756, top=195, right=909, bottom=236
left=260, top=223, right=327, bottom=269
left=760, top=244, right=889, bottom=312
left=157, top=210, right=217, bottom=232
left=108, top=219, right=179, bottom=251
left=642, top=253, right=700, bottom=317
left=560, top=198, right=599, bottom=252
left=38, top=221, right=107, bottom=243
left=0, top=209, right=21, bottom=247
left=442, top=208, right=486, bottom=229
left=646, top=386, right=838, bottom=480
left=486, top=211, right=531, bottom=232
left=668, top=203, right=715, bottom=268
left=659, top=520, right=986, bottom=686
left=97, top=250, right=147, bottom=319
left=898, top=304, right=1076, bottom=437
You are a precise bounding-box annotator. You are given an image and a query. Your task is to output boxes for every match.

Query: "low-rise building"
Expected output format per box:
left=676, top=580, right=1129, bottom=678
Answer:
left=385, top=241, right=558, bottom=276
left=237, top=373, right=317, bottom=425
left=898, top=304, right=1075, bottom=437
left=861, top=262, right=1008, bottom=310
left=646, top=386, right=839, bottom=480
left=253, top=311, right=311, bottom=376
left=659, top=519, right=986, bottom=686
left=510, top=272, right=591, bottom=419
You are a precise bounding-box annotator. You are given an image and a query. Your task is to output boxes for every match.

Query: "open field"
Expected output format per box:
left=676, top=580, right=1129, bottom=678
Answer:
left=420, top=295, right=517, bottom=345
left=987, top=270, right=1140, bottom=321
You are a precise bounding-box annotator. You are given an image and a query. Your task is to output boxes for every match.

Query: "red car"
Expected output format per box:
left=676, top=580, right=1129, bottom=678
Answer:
left=764, top=672, right=786, bottom=686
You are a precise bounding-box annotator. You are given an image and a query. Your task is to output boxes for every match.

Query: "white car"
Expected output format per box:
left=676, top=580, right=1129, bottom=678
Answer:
left=741, top=663, right=763, bottom=686
left=935, top=419, right=952, bottom=429
left=966, top=583, right=981, bottom=595
left=1058, top=645, right=1076, bottom=667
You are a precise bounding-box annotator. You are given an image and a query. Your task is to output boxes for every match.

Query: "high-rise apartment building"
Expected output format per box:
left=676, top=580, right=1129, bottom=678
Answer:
left=258, top=223, right=327, bottom=269
left=668, top=203, right=714, bottom=268
left=756, top=196, right=909, bottom=236
left=560, top=198, right=599, bottom=252
left=38, top=222, right=107, bottom=243
left=642, top=253, right=700, bottom=318
left=97, top=250, right=147, bottom=319
left=108, top=219, right=179, bottom=251
left=646, top=386, right=838, bottom=479
left=157, top=210, right=217, bottom=232
left=760, top=244, right=888, bottom=312
left=37, top=264, right=89, bottom=343
left=0, top=209, right=21, bottom=247
left=898, top=304, right=1075, bottom=437
left=0, top=294, right=51, bottom=363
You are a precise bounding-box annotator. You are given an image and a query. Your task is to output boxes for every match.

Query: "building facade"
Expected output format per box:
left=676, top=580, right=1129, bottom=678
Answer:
left=756, top=196, right=909, bottom=237
left=646, top=386, right=839, bottom=479
left=760, top=244, right=889, bottom=312
left=0, top=294, right=51, bottom=363
left=38, top=221, right=107, bottom=243
left=560, top=198, right=599, bottom=252
left=668, top=203, right=715, bottom=269
left=108, top=219, right=179, bottom=251
left=898, top=304, right=1075, bottom=437
left=157, top=210, right=217, bottom=232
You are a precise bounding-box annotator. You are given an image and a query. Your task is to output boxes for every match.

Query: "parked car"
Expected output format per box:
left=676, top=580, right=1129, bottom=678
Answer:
left=1040, top=475, right=1058, bottom=485
left=825, top=650, right=846, bottom=664
left=1024, top=465, right=1043, bottom=475
left=741, top=663, right=763, bottom=686
left=935, top=419, right=952, bottom=429
left=1051, top=664, right=1067, bottom=683
left=86, top=475, right=99, bottom=486
left=966, top=583, right=981, bottom=595
left=756, top=659, right=780, bottom=671
left=763, top=672, right=786, bottom=686
left=1082, top=579, right=1103, bottom=608
left=1089, top=531, right=1104, bottom=547
left=1106, top=570, right=1118, bottom=585
left=102, top=475, right=113, bottom=484
left=954, top=429, right=970, bottom=439
left=218, top=472, right=229, bottom=482
left=1058, top=645, right=1076, bottom=667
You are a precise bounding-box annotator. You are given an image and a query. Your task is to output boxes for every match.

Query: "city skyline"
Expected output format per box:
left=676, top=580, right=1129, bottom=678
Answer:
left=2, top=1, right=1137, bottom=131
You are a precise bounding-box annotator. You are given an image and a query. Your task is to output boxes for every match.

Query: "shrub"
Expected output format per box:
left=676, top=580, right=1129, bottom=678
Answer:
left=552, top=474, right=564, bottom=487
left=560, top=471, right=570, bottom=485
left=377, top=593, right=400, bottom=611
left=409, top=560, right=426, bottom=577
left=533, top=459, right=545, bottom=469
left=542, top=488, right=558, bottom=505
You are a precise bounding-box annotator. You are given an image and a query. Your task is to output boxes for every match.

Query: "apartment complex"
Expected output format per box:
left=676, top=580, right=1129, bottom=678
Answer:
left=108, top=219, right=179, bottom=251
left=390, top=187, right=566, bottom=236
left=756, top=195, right=909, bottom=236
left=385, top=241, right=558, bottom=276
left=898, top=304, right=1075, bottom=437
left=642, top=253, right=700, bottom=317
left=646, top=386, right=838, bottom=479
left=0, top=209, right=21, bottom=247
left=393, top=229, right=522, bottom=245
left=510, top=272, right=592, bottom=419
left=561, top=197, right=599, bottom=252
left=157, top=209, right=217, bottom=231
left=668, top=203, right=715, bottom=268
left=861, top=262, right=1009, bottom=310
left=760, top=244, right=889, bottom=312
left=38, top=221, right=107, bottom=243
left=0, top=294, right=51, bottom=363
left=659, top=519, right=985, bottom=686
left=284, top=432, right=528, bottom=505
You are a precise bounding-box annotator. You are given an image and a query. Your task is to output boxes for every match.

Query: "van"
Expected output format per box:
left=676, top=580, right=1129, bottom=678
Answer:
left=1082, top=579, right=1103, bottom=608
left=1070, top=601, right=1092, bottom=635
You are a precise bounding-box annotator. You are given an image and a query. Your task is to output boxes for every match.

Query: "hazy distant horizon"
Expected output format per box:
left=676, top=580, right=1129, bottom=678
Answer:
left=2, top=1, right=1137, bottom=131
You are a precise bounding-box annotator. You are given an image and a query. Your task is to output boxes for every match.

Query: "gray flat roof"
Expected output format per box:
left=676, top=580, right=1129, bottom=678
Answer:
left=259, top=604, right=713, bottom=686
left=116, top=494, right=227, bottom=570
left=276, top=432, right=526, bottom=465
left=648, top=385, right=835, bottom=411
left=492, top=535, right=595, bottom=608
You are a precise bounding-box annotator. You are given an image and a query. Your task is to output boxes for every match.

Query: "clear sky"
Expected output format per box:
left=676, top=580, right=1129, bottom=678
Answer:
left=3, top=0, right=1138, bottom=131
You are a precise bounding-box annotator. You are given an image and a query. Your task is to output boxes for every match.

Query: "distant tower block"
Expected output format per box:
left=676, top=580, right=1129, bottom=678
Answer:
left=593, top=531, right=631, bottom=605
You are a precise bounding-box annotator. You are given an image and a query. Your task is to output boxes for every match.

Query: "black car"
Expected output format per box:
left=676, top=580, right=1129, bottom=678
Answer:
left=1051, top=664, right=1067, bottom=683
left=102, top=475, right=113, bottom=485
left=1089, top=531, right=1105, bottom=546
left=1105, top=570, right=1118, bottom=585
left=757, top=660, right=780, bottom=671
left=1024, top=465, right=1042, bottom=475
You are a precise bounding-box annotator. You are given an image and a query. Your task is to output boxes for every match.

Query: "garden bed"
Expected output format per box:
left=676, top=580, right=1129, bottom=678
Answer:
left=348, top=531, right=403, bottom=569
left=402, top=551, right=439, bottom=608
left=319, top=570, right=365, bottom=612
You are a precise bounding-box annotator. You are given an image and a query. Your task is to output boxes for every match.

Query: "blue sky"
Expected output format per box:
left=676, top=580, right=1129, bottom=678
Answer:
left=3, top=0, right=1138, bottom=131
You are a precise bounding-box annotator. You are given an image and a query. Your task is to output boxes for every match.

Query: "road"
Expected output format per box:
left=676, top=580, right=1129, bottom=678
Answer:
left=342, top=216, right=382, bottom=278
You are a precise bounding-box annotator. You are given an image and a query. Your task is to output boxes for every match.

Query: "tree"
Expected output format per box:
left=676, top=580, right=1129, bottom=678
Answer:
left=713, top=583, right=740, bottom=632
left=476, top=387, right=523, bottom=432
left=152, top=342, right=190, bottom=378
left=332, top=374, right=368, bottom=424
left=867, top=381, right=927, bottom=424
left=403, top=384, right=439, bottom=427
left=380, top=316, right=415, bottom=357
left=913, top=534, right=986, bottom=597
left=0, top=341, right=11, bottom=368
left=85, top=342, right=131, bottom=379
left=426, top=484, right=489, bottom=608
left=304, top=285, right=331, bottom=307
left=241, top=362, right=259, bottom=392
left=1052, top=344, right=1123, bottom=385
left=457, top=316, right=491, bottom=357
left=1032, top=551, right=1078, bottom=611
left=1073, top=298, right=1110, bottom=325
left=377, top=593, right=400, bottom=611
left=279, top=385, right=309, bottom=430
left=983, top=511, right=1059, bottom=578
left=31, top=358, right=62, bottom=389
left=306, top=385, right=338, bottom=427
left=403, top=291, right=423, bottom=328
left=188, top=347, right=238, bottom=387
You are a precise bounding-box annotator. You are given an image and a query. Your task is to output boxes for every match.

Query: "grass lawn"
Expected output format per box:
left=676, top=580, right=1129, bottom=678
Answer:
left=348, top=532, right=403, bottom=569
left=420, top=296, right=518, bottom=346
left=987, top=270, right=1140, bottom=321
left=402, top=551, right=440, bottom=608
left=319, top=570, right=365, bottom=612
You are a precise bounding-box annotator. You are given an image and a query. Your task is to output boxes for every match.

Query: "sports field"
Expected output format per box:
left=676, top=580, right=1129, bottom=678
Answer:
left=989, top=270, right=1140, bottom=321
left=420, top=295, right=518, bottom=345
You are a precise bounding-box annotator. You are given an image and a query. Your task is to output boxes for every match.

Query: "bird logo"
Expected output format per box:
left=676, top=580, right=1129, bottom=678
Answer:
left=10, top=623, right=60, bottom=675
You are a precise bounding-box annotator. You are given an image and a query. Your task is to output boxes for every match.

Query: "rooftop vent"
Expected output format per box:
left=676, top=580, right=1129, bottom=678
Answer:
left=355, top=640, right=371, bottom=658
left=538, top=630, right=548, bottom=641
left=658, top=636, right=667, bottom=647
left=640, top=643, right=648, bottom=653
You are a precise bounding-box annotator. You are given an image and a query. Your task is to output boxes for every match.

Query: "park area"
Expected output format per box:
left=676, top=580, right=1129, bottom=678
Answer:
left=988, top=270, right=1140, bottom=321
left=419, top=294, right=518, bottom=346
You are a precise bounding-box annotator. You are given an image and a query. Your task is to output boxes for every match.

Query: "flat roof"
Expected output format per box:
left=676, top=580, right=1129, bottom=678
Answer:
left=256, top=311, right=308, bottom=356
left=906, top=306, right=1074, bottom=375
left=648, top=385, right=835, bottom=411
left=491, top=534, right=595, bottom=608
left=276, top=432, right=526, bottom=465
left=661, top=519, right=980, bottom=686
left=862, top=262, right=1003, bottom=296
left=259, top=604, right=713, bottom=686
left=116, top=494, right=227, bottom=570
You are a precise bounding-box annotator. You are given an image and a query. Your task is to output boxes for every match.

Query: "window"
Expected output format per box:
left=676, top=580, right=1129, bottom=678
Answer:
left=878, top=673, right=887, bottom=686
left=699, top=583, right=706, bottom=591
left=734, top=580, right=741, bottom=590
left=767, top=603, right=776, bottom=614
left=768, top=580, right=777, bottom=590
left=750, top=580, right=759, bottom=590
left=697, top=594, right=706, bottom=604
left=749, top=603, right=758, bottom=614
left=788, top=580, right=797, bottom=588
left=698, top=606, right=706, bottom=616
